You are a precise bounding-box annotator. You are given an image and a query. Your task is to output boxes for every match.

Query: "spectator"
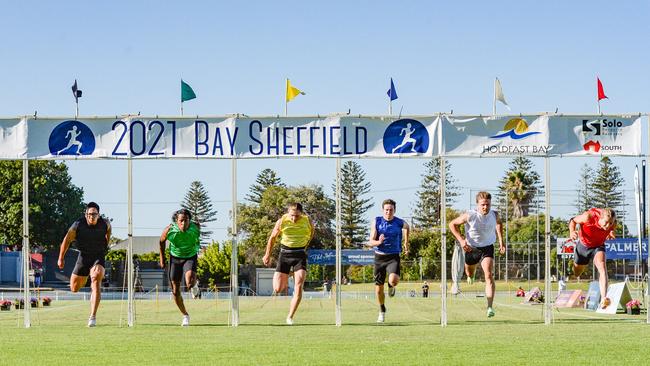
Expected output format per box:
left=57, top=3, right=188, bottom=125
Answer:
left=422, top=281, right=429, bottom=298
left=516, top=287, right=525, bottom=297
left=34, top=269, right=42, bottom=288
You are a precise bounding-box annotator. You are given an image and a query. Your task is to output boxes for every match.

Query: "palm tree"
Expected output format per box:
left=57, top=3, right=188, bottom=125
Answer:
left=503, top=170, right=535, bottom=219
left=497, top=157, right=541, bottom=219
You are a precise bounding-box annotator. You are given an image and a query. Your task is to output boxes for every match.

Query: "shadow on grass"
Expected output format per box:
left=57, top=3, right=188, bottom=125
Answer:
left=137, top=323, right=233, bottom=328
left=238, top=321, right=436, bottom=327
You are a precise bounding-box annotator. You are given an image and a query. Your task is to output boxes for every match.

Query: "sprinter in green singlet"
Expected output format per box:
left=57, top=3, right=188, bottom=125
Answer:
left=263, top=202, right=314, bottom=325
left=159, top=208, right=201, bottom=326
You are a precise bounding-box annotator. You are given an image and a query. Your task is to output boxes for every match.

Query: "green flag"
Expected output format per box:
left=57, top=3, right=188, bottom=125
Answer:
left=181, top=79, right=196, bottom=102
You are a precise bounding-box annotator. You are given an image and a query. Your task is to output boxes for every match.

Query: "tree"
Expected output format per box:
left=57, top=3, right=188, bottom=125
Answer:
left=497, top=157, right=542, bottom=219
left=574, top=163, right=596, bottom=215
left=0, top=161, right=85, bottom=251
left=181, top=181, right=218, bottom=244
left=237, top=184, right=335, bottom=265
left=592, top=157, right=625, bottom=211
left=413, top=157, right=459, bottom=229
left=197, top=241, right=244, bottom=288
left=334, top=161, right=373, bottom=247
left=410, top=208, right=461, bottom=279
left=245, top=168, right=285, bottom=204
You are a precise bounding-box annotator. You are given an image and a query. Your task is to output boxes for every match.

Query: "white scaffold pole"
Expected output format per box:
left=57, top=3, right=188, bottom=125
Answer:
left=230, top=158, right=240, bottom=327
left=440, top=156, right=448, bottom=327
left=22, top=159, right=31, bottom=328
left=544, top=157, right=552, bottom=325
left=335, top=158, right=342, bottom=326
left=505, top=190, right=509, bottom=282
left=127, top=159, right=134, bottom=327
left=634, top=166, right=642, bottom=285
left=647, top=119, right=650, bottom=325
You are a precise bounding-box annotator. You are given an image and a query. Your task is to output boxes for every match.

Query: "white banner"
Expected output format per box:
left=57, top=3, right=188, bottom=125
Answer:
left=8, top=116, right=439, bottom=159
left=0, top=115, right=643, bottom=159
left=0, top=118, right=27, bottom=159
left=547, top=115, right=642, bottom=156
left=441, top=115, right=642, bottom=156
left=441, top=115, right=551, bottom=156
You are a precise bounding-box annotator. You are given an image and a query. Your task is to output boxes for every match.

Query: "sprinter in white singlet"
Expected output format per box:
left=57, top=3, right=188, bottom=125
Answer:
left=449, top=191, right=505, bottom=318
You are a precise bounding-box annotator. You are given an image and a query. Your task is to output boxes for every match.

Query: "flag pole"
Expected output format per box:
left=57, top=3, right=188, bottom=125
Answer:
left=75, top=101, right=79, bottom=119
left=389, top=100, right=392, bottom=116
left=285, top=78, right=288, bottom=117
left=493, top=78, right=497, bottom=116
left=181, top=101, right=184, bottom=116
left=597, top=100, right=601, bottom=115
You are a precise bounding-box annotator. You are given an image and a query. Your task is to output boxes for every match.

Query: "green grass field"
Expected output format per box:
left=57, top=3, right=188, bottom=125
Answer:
left=2, top=284, right=650, bottom=365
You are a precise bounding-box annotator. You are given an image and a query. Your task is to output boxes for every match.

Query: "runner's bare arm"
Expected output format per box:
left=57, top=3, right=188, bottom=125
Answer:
left=495, top=212, right=505, bottom=254
left=263, top=219, right=282, bottom=266
left=308, top=217, right=315, bottom=244
left=402, top=222, right=410, bottom=255
left=569, top=211, right=590, bottom=240
left=368, top=223, right=383, bottom=247
left=159, top=225, right=171, bottom=268
left=448, top=213, right=469, bottom=246
left=58, top=227, right=77, bottom=269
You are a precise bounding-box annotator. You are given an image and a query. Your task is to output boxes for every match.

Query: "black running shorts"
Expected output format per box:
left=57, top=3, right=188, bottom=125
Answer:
left=374, top=253, right=401, bottom=285
left=169, top=254, right=198, bottom=283
left=464, top=245, right=494, bottom=266
left=574, top=241, right=605, bottom=265
left=276, top=249, right=308, bottom=274
left=72, top=252, right=106, bottom=277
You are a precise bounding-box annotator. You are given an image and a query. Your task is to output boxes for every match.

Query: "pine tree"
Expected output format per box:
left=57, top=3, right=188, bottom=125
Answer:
left=574, top=163, right=596, bottom=214
left=246, top=168, right=284, bottom=204
left=592, top=157, right=625, bottom=211
left=334, top=161, right=373, bottom=247
left=413, top=157, right=458, bottom=229
left=181, top=181, right=218, bottom=244
left=496, top=157, right=542, bottom=218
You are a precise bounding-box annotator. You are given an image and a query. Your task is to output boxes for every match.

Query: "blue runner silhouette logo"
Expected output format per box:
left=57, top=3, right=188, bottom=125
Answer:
left=48, top=120, right=96, bottom=156
left=383, top=119, right=429, bottom=154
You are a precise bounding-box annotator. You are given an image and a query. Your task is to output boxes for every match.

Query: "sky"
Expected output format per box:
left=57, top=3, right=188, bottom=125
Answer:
left=2, top=1, right=649, bottom=244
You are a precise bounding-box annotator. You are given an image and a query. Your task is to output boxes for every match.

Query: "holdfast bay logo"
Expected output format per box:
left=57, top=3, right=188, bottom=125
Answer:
left=383, top=119, right=429, bottom=154
left=483, top=118, right=549, bottom=155
left=489, top=118, right=541, bottom=140
left=48, top=120, right=96, bottom=156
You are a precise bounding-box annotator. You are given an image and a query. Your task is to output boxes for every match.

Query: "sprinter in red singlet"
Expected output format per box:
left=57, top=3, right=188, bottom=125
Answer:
left=569, top=208, right=616, bottom=309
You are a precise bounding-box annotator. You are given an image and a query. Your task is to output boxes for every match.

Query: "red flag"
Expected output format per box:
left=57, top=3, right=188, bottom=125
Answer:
left=597, top=77, right=607, bottom=101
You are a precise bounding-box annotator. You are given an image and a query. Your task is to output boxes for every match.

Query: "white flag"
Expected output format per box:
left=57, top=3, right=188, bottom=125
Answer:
left=494, top=77, right=511, bottom=110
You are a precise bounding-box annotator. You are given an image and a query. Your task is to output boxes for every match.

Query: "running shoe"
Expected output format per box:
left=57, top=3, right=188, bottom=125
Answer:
left=451, top=283, right=461, bottom=295
left=87, top=317, right=96, bottom=327
left=377, top=312, right=385, bottom=323
left=286, top=317, right=293, bottom=325
left=467, top=276, right=474, bottom=285
left=190, top=283, right=200, bottom=298
left=181, top=314, right=190, bottom=326
left=487, top=307, right=495, bottom=318
left=388, top=286, right=396, bottom=297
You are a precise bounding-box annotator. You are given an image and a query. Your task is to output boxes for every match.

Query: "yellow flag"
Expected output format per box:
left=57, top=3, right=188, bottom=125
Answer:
left=286, top=78, right=305, bottom=102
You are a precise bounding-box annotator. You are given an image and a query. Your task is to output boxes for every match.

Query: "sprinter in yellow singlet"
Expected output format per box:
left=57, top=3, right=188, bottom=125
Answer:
left=263, top=202, right=314, bottom=325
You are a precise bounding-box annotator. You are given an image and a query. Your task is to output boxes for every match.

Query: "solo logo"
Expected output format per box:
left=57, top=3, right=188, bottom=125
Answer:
left=582, top=119, right=623, bottom=136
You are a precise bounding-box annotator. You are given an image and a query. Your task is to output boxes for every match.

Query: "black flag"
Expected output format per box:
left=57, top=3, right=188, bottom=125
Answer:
left=71, top=79, right=82, bottom=102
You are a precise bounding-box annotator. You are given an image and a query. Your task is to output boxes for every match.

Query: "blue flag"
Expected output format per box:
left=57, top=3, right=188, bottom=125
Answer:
left=387, top=78, right=398, bottom=101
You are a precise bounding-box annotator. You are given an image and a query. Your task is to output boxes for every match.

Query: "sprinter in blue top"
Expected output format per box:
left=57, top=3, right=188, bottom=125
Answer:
left=367, top=199, right=410, bottom=323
